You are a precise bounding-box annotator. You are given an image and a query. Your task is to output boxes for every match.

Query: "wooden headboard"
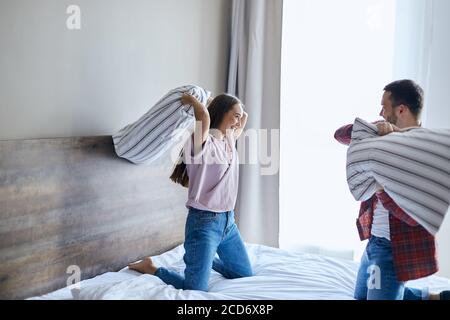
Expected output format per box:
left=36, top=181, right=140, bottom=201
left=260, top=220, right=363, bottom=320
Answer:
left=0, top=136, right=187, bottom=299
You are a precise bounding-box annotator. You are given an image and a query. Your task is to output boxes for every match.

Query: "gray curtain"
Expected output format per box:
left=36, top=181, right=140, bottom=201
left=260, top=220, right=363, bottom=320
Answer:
left=227, top=0, right=283, bottom=247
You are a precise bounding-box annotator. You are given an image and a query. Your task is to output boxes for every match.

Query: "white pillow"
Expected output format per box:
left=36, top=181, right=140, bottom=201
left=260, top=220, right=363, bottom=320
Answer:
left=113, top=85, right=211, bottom=164
left=347, top=117, right=450, bottom=235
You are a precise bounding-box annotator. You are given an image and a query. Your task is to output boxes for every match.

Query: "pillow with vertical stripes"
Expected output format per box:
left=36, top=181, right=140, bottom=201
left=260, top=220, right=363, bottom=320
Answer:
left=112, top=85, right=211, bottom=164
left=346, top=117, right=450, bottom=235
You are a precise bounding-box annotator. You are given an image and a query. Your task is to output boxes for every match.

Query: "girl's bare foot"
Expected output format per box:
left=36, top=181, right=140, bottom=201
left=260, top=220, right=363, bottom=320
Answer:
left=128, top=257, right=158, bottom=275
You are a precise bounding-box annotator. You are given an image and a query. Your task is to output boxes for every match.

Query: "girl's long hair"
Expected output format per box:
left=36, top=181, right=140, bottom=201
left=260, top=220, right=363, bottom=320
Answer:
left=169, top=94, right=241, bottom=187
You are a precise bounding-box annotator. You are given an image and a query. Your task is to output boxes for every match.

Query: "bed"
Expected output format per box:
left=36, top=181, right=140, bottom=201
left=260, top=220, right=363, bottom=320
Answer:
left=29, top=243, right=450, bottom=300
left=1, top=136, right=449, bottom=300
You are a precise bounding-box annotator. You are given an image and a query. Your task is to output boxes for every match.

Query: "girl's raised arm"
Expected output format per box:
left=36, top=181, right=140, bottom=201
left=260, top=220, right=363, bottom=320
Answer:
left=181, top=92, right=210, bottom=154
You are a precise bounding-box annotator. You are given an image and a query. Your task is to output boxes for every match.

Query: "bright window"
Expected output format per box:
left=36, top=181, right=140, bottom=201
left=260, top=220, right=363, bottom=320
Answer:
left=280, top=0, right=396, bottom=260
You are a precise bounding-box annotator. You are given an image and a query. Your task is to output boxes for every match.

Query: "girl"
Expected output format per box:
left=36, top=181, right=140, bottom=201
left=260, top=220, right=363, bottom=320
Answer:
left=128, top=92, right=252, bottom=291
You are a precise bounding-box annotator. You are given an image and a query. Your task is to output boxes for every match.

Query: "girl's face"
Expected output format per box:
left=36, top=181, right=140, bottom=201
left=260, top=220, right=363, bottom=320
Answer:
left=220, top=103, right=243, bottom=132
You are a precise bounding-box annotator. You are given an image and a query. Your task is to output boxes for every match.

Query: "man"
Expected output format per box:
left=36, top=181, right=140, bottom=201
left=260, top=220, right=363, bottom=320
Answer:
left=335, top=79, right=450, bottom=300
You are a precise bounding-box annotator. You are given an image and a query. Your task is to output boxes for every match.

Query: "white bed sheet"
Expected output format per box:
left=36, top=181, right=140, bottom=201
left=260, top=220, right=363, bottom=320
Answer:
left=29, top=243, right=450, bottom=300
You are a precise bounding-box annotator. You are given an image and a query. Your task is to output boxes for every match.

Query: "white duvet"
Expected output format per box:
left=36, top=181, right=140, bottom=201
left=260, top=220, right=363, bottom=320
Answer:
left=30, top=243, right=450, bottom=300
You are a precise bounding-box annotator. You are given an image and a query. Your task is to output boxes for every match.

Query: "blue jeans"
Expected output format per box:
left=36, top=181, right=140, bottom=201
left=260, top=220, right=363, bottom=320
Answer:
left=154, top=208, right=253, bottom=291
left=354, top=236, right=427, bottom=300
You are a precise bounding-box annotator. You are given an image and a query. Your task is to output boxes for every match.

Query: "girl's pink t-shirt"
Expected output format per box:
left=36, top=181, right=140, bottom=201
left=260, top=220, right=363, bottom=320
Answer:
left=184, top=133, right=239, bottom=213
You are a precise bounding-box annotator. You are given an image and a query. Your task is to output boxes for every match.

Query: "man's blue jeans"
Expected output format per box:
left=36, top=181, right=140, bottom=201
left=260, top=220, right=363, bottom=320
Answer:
left=354, top=236, right=428, bottom=300
left=154, top=208, right=253, bottom=291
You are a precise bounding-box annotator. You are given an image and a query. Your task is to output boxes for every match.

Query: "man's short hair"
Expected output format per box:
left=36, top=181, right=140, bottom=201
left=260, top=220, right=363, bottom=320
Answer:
left=384, top=80, right=424, bottom=118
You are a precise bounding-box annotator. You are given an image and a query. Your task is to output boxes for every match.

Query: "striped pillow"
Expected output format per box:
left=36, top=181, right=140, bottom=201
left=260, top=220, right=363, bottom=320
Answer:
left=113, top=85, right=211, bottom=164
left=346, top=118, right=450, bottom=235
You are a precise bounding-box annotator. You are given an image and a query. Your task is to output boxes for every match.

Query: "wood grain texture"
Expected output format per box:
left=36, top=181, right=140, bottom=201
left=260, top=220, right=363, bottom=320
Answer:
left=0, top=136, right=187, bottom=299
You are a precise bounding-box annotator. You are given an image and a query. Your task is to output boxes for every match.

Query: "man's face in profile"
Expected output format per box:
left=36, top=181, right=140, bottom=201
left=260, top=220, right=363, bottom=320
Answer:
left=380, top=91, right=398, bottom=125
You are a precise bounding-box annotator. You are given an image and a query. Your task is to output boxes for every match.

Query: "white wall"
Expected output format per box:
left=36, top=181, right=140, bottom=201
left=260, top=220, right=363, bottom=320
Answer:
left=0, top=0, right=230, bottom=140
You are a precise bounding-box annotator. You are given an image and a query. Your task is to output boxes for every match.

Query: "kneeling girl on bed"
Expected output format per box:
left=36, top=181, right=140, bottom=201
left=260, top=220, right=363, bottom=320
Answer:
left=129, top=92, right=253, bottom=291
